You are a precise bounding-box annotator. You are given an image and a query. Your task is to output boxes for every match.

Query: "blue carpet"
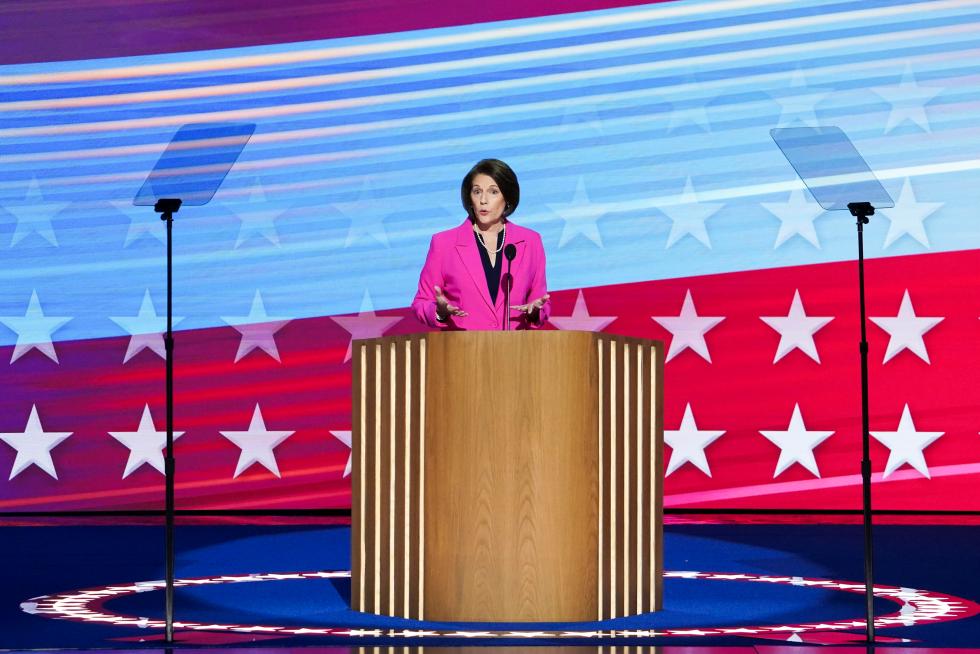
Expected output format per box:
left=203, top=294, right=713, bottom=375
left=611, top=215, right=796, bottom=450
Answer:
left=2, top=522, right=977, bottom=648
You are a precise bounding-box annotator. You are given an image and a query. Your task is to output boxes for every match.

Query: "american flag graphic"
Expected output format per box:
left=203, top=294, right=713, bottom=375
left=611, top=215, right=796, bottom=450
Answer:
left=1, top=0, right=978, bottom=511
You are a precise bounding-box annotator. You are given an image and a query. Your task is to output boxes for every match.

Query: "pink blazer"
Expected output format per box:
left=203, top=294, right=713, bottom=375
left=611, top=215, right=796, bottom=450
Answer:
left=412, top=220, right=551, bottom=330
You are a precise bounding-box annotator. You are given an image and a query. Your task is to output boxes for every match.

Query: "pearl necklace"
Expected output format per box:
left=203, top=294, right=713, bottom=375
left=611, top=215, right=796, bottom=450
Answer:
left=476, top=226, right=505, bottom=254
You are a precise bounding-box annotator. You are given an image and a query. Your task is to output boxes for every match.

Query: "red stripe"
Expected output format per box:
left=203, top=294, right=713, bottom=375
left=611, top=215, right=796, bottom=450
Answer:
left=1, top=249, right=977, bottom=512
left=0, top=0, right=677, bottom=65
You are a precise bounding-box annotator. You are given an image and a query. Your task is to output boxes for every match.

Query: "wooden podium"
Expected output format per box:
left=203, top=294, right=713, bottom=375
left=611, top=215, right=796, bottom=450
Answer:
left=351, top=331, right=663, bottom=622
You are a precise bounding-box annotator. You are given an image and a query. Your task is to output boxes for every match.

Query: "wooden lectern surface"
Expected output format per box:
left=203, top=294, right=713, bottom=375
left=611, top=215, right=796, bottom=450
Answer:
left=352, top=331, right=663, bottom=623
left=424, top=331, right=598, bottom=621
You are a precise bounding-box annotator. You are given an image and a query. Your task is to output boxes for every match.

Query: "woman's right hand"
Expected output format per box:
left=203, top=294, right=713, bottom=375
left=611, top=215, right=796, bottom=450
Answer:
left=434, top=285, right=467, bottom=321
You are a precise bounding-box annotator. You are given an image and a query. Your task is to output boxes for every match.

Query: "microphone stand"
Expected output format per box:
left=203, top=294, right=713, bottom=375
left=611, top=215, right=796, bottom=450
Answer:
left=769, top=126, right=887, bottom=646
left=154, top=197, right=182, bottom=643
left=503, top=271, right=512, bottom=331
left=849, top=201, right=877, bottom=644
left=502, top=244, right=516, bottom=331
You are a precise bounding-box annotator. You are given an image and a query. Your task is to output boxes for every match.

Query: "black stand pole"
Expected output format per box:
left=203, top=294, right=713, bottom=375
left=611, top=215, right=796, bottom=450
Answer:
left=502, top=243, right=516, bottom=331
left=848, top=201, right=876, bottom=646
left=503, top=269, right=512, bottom=331
left=154, top=198, right=182, bottom=643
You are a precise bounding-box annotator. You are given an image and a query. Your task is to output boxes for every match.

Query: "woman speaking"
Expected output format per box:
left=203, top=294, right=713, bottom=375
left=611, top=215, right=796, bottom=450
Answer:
left=412, top=159, right=550, bottom=330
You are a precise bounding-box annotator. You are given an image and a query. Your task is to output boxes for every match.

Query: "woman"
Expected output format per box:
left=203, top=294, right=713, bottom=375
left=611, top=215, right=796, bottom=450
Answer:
left=412, top=159, right=550, bottom=330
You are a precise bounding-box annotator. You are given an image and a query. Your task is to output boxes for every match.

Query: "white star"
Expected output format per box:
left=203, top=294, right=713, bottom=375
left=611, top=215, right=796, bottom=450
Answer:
left=113, top=199, right=165, bottom=247
left=396, top=629, right=438, bottom=637
left=504, top=631, right=549, bottom=638
left=549, top=290, right=616, bottom=331
left=658, top=178, right=723, bottom=249
left=664, top=403, right=725, bottom=477
left=760, top=289, right=834, bottom=363
left=871, top=404, right=943, bottom=478
left=652, top=289, right=724, bottom=363
left=898, top=600, right=917, bottom=627
left=760, top=404, right=834, bottom=477
left=559, top=104, right=606, bottom=137
left=762, top=188, right=826, bottom=249
left=219, top=404, right=295, bottom=478
left=6, top=179, right=67, bottom=247
left=0, top=405, right=72, bottom=480
left=548, top=177, right=606, bottom=248
left=667, top=67, right=712, bottom=132
left=774, top=69, right=831, bottom=127
left=332, top=178, right=390, bottom=248
left=880, top=178, right=943, bottom=249
left=872, top=64, right=942, bottom=133
left=618, top=630, right=666, bottom=637
left=109, top=290, right=184, bottom=363
left=108, top=404, right=184, bottom=478
left=330, top=430, right=352, bottom=478
left=447, top=631, right=493, bottom=638
left=330, top=290, right=402, bottom=363
left=667, top=101, right=712, bottom=134
left=0, top=290, right=72, bottom=363
left=870, top=290, right=943, bottom=364
left=221, top=290, right=291, bottom=362
left=233, top=183, right=283, bottom=248
left=345, top=628, right=383, bottom=637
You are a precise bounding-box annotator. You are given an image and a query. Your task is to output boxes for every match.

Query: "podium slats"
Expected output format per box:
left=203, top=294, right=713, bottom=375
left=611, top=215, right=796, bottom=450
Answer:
left=354, top=331, right=661, bottom=621
left=597, top=335, right=662, bottom=618
left=598, top=336, right=610, bottom=619
left=353, top=335, right=426, bottom=617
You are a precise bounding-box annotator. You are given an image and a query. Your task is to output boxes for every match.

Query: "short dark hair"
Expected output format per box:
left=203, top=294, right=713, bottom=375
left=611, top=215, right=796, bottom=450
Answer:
left=460, top=158, right=520, bottom=223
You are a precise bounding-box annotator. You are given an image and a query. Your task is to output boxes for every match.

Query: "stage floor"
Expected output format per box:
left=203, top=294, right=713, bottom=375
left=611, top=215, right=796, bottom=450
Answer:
left=1, top=516, right=977, bottom=649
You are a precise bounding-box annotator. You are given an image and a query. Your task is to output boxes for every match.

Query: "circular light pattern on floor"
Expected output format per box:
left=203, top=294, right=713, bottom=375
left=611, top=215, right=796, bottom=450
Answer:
left=21, top=570, right=979, bottom=639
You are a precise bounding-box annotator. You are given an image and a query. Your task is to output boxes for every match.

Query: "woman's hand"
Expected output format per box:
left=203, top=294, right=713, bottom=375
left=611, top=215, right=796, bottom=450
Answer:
left=434, top=285, right=467, bottom=322
left=513, top=293, right=550, bottom=321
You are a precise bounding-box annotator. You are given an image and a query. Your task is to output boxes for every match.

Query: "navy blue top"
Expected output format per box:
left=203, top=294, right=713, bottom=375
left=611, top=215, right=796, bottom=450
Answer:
left=474, top=229, right=504, bottom=304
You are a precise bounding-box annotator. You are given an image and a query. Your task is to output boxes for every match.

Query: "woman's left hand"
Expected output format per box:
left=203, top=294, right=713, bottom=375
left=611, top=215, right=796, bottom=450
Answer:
left=513, top=293, right=550, bottom=320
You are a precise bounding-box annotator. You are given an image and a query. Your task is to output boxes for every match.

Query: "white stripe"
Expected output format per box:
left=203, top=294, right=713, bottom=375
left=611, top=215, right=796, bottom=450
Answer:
left=0, top=0, right=804, bottom=85
left=3, top=0, right=972, bottom=110
left=2, top=154, right=977, bottom=284
left=358, top=345, right=367, bottom=610
left=5, top=69, right=976, bottom=195
left=417, top=338, right=426, bottom=619
left=597, top=337, right=605, bottom=620
left=2, top=18, right=976, bottom=142
left=539, top=157, right=980, bottom=217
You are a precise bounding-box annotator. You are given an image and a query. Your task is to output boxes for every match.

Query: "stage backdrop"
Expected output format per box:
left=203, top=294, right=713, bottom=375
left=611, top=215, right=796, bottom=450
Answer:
left=1, top=0, right=978, bottom=512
